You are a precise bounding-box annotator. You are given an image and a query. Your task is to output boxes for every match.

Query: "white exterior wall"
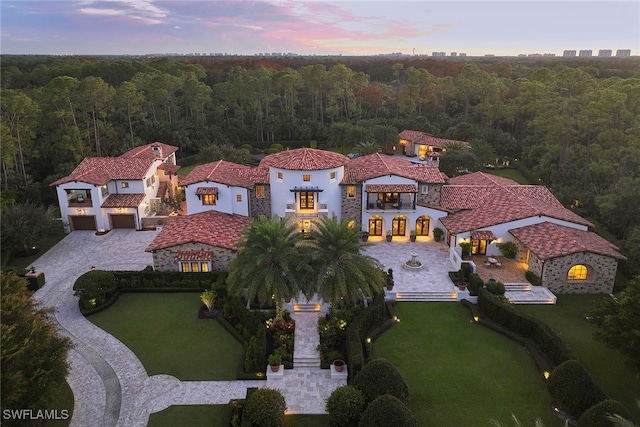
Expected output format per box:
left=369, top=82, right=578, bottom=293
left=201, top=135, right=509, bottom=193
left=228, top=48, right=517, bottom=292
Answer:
left=450, top=216, right=590, bottom=256
left=185, top=183, right=249, bottom=216
left=270, top=166, right=344, bottom=220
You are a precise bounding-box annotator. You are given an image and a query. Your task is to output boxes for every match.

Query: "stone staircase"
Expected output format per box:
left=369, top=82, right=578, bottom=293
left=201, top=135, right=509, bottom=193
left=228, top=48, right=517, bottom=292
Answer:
left=504, top=283, right=557, bottom=304
left=293, top=356, right=321, bottom=368
left=504, top=283, right=532, bottom=292
left=291, top=311, right=322, bottom=369
left=395, top=289, right=458, bottom=302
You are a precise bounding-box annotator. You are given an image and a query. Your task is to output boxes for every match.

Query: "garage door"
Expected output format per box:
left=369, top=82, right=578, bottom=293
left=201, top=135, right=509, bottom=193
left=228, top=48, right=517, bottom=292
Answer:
left=70, top=215, right=97, bottom=231
left=110, top=214, right=136, bottom=229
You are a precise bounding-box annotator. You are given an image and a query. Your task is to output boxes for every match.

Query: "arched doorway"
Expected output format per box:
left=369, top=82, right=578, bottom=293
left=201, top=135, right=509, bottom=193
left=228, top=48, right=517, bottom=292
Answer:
left=368, top=215, right=383, bottom=236
left=392, top=215, right=407, bottom=236
left=415, top=215, right=430, bottom=236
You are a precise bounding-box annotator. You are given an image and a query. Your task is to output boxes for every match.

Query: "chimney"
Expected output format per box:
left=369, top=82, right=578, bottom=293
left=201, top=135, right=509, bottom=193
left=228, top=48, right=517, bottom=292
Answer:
left=151, top=144, right=162, bottom=159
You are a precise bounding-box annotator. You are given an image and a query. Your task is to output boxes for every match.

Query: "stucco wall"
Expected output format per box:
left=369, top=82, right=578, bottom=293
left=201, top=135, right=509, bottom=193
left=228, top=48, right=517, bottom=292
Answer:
left=151, top=242, right=237, bottom=272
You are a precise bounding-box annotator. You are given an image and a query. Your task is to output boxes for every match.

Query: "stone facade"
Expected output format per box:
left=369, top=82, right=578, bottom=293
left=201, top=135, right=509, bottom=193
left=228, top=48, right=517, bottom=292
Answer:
left=151, top=242, right=237, bottom=272
left=542, top=252, right=618, bottom=294
left=250, top=184, right=272, bottom=219
left=340, top=184, right=362, bottom=227
left=514, top=238, right=618, bottom=294
left=416, top=183, right=442, bottom=206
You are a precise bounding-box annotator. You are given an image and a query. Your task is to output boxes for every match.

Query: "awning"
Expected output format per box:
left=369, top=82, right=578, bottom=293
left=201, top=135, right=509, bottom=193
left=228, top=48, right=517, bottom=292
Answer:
left=290, top=186, right=323, bottom=192
left=195, top=187, right=219, bottom=195
left=471, top=230, right=496, bottom=241
left=100, top=193, right=145, bottom=208
left=365, top=184, right=418, bottom=193
left=175, top=250, right=213, bottom=261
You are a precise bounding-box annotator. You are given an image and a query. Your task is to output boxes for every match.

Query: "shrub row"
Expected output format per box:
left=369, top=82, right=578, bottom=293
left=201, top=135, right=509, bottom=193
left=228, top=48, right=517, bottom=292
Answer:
left=477, top=288, right=574, bottom=366
left=547, top=360, right=607, bottom=418
left=525, top=270, right=542, bottom=286
left=576, top=399, right=636, bottom=427
left=345, top=296, right=395, bottom=380
left=111, top=270, right=226, bottom=291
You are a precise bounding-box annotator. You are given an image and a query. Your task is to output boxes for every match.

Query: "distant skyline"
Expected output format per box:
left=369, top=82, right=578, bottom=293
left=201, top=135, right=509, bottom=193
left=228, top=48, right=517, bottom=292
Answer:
left=1, top=1, right=638, bottom=57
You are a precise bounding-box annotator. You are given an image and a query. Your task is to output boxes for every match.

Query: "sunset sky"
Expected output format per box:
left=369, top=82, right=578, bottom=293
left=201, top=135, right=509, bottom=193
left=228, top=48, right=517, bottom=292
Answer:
left=1, top=1, right=638, bottom=56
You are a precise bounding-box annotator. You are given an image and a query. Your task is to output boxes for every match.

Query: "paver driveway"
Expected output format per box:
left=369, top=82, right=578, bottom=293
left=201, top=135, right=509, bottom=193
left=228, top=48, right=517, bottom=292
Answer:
left=31, top=230, right=264, bottom=427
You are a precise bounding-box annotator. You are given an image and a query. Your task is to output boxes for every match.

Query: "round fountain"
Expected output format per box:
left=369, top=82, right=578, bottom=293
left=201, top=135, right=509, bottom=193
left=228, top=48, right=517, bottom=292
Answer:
left=403, top=252, right=424, bottom=271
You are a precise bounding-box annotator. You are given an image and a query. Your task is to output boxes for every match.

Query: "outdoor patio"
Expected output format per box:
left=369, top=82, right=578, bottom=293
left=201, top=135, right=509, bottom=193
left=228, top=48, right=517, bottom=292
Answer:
left=471, top=255, right=528, bottom=284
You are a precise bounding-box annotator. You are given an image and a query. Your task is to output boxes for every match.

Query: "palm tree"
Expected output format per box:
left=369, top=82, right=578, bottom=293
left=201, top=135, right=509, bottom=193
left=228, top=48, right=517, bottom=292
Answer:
left=308, top=216, right=385, bottom=306
left=227, top=216, right=310, bottom=317
left=353, top=140, right=380, bottom=155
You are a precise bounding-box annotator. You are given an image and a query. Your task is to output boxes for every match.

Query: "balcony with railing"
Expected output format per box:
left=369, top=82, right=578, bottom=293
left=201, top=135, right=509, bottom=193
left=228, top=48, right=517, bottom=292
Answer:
left=285, top=201, right=328, bottom=219
left=364, top=184, right=418, bottom=212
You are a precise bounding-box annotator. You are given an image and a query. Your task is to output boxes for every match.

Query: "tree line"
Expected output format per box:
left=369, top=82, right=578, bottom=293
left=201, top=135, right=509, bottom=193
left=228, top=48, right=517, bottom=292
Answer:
left=1, top=55, right=639, bottom=278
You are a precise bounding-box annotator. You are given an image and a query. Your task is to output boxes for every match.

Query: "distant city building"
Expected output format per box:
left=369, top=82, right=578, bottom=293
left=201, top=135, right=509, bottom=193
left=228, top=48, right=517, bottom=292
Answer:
left=450, top=52, right=457, bottom=57
left=616, top=49, right=631, bottom=57
left=459, top=53, right=467, bottom=57
left=431, top=52, right=446, bottom=57
left=528, top=53, right=542, bottom=57
left=543, top=53, right=556, bottom=57
left=484, top=54, right=495, bottom=57
left=563, top=50, right=577, bottom=57
left=579, top=50, right=592, bottom=57
left=598, top=49, right=612, bottom=57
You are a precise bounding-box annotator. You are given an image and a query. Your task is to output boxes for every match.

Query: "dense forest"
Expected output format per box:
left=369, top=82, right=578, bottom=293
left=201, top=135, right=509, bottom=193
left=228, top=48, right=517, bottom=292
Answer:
left=1, top=55, right=639, bottom=278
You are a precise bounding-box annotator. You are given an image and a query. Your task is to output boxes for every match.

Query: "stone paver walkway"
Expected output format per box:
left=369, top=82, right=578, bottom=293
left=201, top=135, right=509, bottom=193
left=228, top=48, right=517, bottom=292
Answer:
left=31, top=230, right=345, bottom=426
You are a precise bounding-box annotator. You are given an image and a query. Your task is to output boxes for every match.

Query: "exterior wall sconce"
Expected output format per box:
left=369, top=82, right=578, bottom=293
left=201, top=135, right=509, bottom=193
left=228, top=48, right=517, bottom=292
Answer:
left=76, top=209, right=84, bottom=215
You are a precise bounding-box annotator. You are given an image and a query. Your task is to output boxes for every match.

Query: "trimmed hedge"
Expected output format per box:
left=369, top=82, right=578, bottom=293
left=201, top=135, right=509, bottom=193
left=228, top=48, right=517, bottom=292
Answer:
left=357, top=395, right=418, bottom=427
left=576, top=399, right=636, bottom=427
left=477, top=288, right=574, bottom=366
left=547, top=360, right=607, bottom=418
left=242, top=387, right=286, bottom=427
left=326, top=385, right=366, bottom=427
left=525, top=270, right=542, bottom=286
left=352, top=358, right=409, bottom=404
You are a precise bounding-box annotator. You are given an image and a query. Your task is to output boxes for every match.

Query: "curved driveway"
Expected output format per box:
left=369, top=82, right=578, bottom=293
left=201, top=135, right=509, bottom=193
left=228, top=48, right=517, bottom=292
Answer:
left=32, top=230, right=262, bottom=427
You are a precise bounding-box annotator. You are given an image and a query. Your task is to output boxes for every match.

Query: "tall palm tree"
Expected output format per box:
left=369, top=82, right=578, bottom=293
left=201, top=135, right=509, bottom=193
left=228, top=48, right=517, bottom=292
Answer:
left=353, top=140, right=380, bottom=155
left=227, top=216, right=310, bottom=317
left=308, top=216, right=385, bottom=306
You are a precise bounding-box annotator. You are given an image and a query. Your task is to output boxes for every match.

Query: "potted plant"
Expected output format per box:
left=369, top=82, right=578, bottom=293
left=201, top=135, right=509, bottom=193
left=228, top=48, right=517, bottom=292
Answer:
left=410, top=229, right=417, bottom=242
left=333, top=359, right=346, bottom=372
left=386, top=230, right=392, bottom=242
left=385, top=268, right=394, bottom=291
left=459, top=241, right=471, bottom=259
left=361, top=231, right=369, bottom=242
left=433, top=227, right=444, bottom=242
left=268, top=353, right=282, bottom=372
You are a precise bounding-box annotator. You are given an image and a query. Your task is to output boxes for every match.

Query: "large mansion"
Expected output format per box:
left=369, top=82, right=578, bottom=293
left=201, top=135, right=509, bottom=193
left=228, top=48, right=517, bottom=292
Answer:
left=51, top=132, right=626, bottom=294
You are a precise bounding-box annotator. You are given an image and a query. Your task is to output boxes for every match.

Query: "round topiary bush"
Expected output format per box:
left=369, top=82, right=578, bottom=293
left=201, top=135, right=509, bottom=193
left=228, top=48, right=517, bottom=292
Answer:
left=352, top=358, right=409, bottom=404
left=576, top=399, right=636, bottom=427
left=357, top=394, right=418, bottom=427
left=243, top=388, right=286, bottom=427
left=73, top=270, right=117, bottom=309
left=498, top=241, right=518, bottom=258
left=326, top=385, right=366, bottom=427
left=485, top=280, right=506, bottom=296
left=547, top=360, right=607, bottom=418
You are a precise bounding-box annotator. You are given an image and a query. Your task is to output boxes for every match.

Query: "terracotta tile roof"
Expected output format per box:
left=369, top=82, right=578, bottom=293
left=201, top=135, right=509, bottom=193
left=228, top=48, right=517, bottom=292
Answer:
left=449, top=172, right=518, bottom=186
left=146, top=210, right=252, bottom=252
left=471, top=230, right=496, bottom=241
left=364, top=184, right=418, bottom=193
left=157, top=163, right=181, bottom=174
left=260, top=148, right=348, bottom=170
left=510, top=222, right=626, bottom=260
left=399, top=130, right=469, bottom=149
left=195, top=187, right=218, bottom=195
left=342, top=153, right=446, bottom=184
left=181, top=160, right=255, bottom=188
left=237, top=165, right=270, bottom=184
left=440, top=173, right=593, bottom=234
left=100, top=193, right=146, bottom=208
left=175, top=250, right=213, bottom=261
left=119, top=142, right=179, bottom=160
left=51, top=157, right=154, bottom=186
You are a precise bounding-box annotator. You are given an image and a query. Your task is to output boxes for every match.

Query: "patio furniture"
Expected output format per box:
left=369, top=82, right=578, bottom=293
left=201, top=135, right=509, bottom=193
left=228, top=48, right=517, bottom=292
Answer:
left=77, top=194, right=85, bottom=203
left=376, top=200, right=385, bottom=209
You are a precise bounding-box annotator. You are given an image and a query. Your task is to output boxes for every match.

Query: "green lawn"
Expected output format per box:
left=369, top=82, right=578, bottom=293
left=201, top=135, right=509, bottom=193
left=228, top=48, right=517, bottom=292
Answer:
left=373, top=302, right=563, bottom=427
left=517, top=295, right=640, bottom=421
left=7, top=232, right=67, bottom=271
left=88, top=293, right=244, bottom=380
left=148, top=405, right=231, bottom=427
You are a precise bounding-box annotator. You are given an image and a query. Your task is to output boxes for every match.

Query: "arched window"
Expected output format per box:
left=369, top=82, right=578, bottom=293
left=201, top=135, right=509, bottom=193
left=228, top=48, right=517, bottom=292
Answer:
left=567, top=264, right=588, bottom=280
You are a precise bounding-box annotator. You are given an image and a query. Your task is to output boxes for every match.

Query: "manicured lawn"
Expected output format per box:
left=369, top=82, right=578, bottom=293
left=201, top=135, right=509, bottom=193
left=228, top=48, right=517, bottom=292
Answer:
left=517, top=295, right=640, bottom=421
left=486, top=168, right=531, bottom=184
left=147, top=405, right=231, bottom=427
left=88, top=293, right=244, bottom=380
left=7, top=233, right=67, bottom=271
left=373, top=302, right=563, bottom=427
